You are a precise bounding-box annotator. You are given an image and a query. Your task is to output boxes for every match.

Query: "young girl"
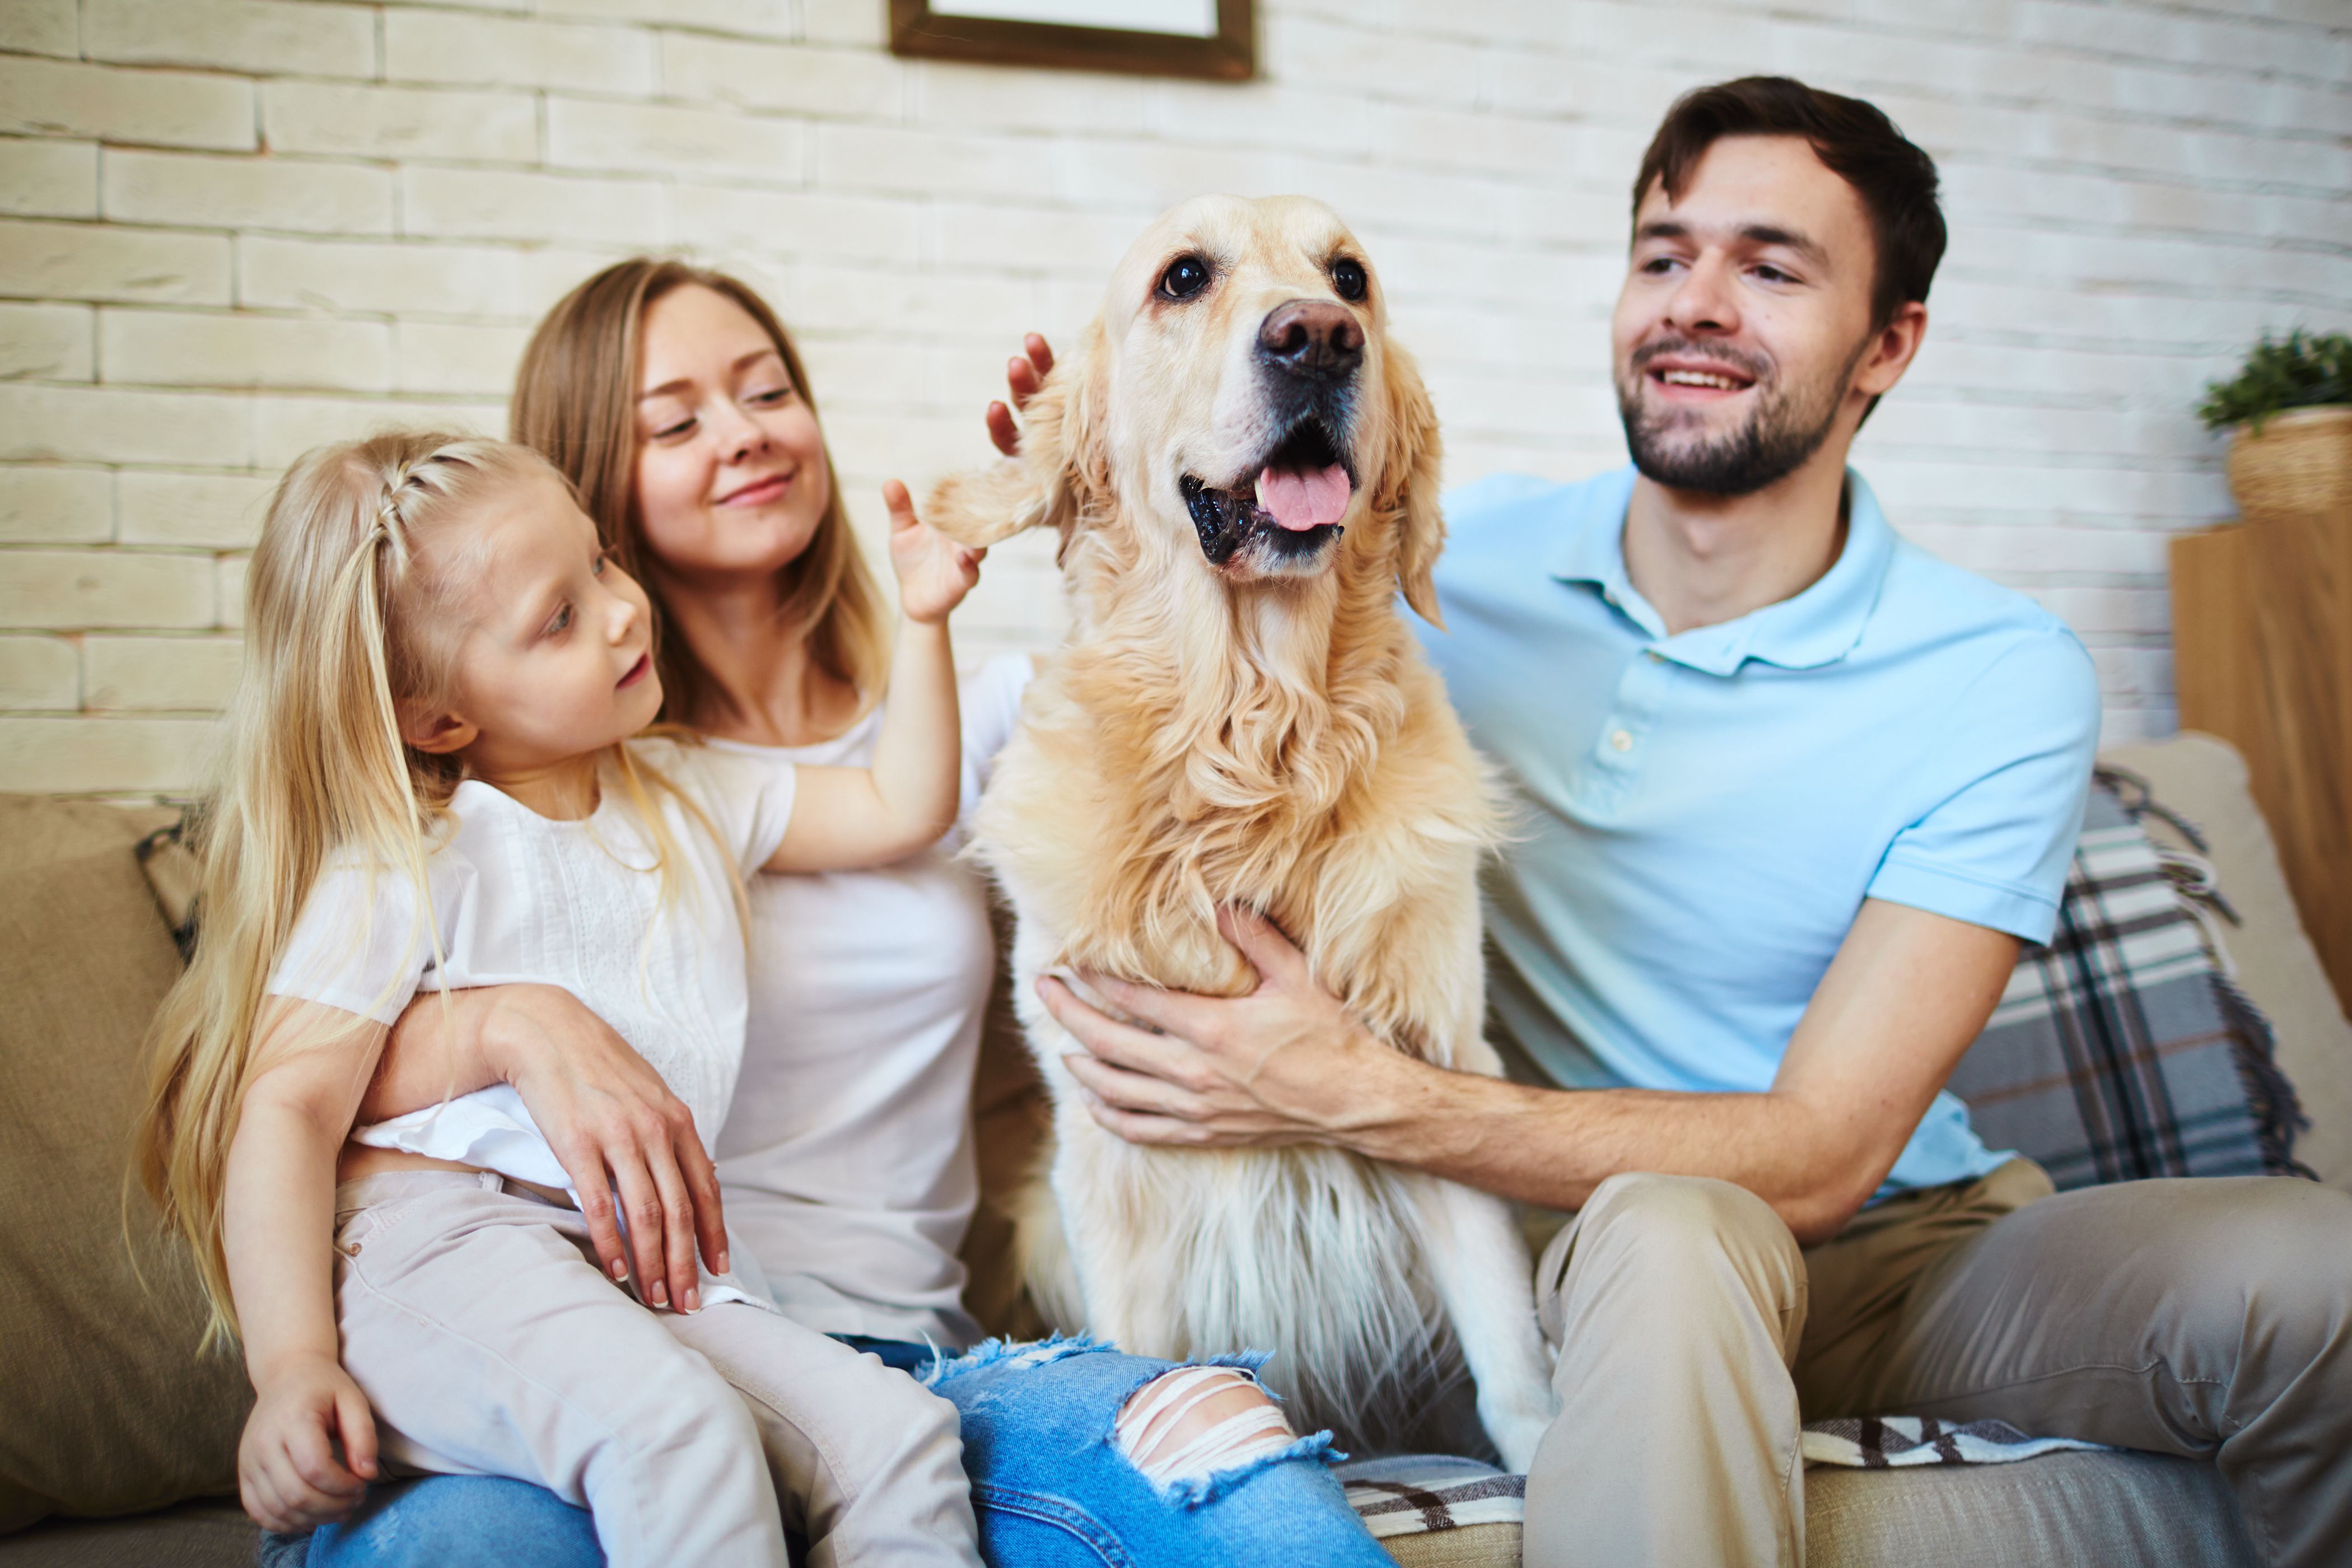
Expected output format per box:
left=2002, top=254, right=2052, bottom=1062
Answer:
left=138, top=430, right=988, bottom=1567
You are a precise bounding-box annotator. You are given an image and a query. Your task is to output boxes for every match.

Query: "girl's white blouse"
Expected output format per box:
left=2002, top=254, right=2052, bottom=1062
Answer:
left=268, top=738, right=799, bottom=1312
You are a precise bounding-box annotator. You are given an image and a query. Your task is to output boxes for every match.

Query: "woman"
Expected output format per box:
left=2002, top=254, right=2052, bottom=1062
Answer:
left=287, top=259, right=1393, bottom=1567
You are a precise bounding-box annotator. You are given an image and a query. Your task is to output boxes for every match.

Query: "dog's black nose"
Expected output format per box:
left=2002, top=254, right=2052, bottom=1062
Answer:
left=1257, top=300, right=1363, bottom=382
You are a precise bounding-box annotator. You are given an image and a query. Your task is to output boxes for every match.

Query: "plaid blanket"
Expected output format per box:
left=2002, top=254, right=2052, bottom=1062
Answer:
left=1944, top=769, right=2309, bottom=1188
left=1341, top=1420, right=2103, bottom=1536
left=1337, top=1454, right=1527, bottom=1541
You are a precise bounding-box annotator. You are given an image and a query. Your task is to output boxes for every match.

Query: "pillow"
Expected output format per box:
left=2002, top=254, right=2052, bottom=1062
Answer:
left=0, top=797, right=248, bottom=1535
left=1946, top=770, right=2310, bottom=1189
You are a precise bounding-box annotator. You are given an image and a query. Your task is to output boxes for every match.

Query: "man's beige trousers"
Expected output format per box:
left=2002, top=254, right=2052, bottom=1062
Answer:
left=1522, top=1160, right=2352, bottom=1567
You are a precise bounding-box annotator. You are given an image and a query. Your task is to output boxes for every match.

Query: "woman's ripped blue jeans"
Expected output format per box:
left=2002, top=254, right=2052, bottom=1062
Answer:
left=284, top=1335, right=1394, bottom=1567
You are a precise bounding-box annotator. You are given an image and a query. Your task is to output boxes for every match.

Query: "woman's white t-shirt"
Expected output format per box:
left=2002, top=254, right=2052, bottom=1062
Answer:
left=711, top=654, right=1032, bottom=1347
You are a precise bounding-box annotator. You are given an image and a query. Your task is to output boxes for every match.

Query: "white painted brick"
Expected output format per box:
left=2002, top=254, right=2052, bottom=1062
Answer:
left=383, top=12, right=654, bottom=95
left=546, top=0, right=794, bottom=29
left=925, top=203, right=1136, bottom=279
left=83, top=633, right=243, bottom=710
left=117, top=470, right=274, bottom=548
left=670, top=184, right=920, bottom=264
left=84, top=0, right=376, bottom=79
left=786, top=265, right=1041, bottom=342
left=104, top=150, right=395, bottom=237
left=0, top=467, right=111, bottom=544
left=0, top=140, right=98, bottom=220
left=0, top=0, right=77, bottom=57
left=251, top=395, right=500, bottom=468
left=394, top=321, right=531, bottom=396
left=1259, top=14, right=1485, bottom=106
left=3, top=0, right=2346, bottom=785
left=545, top=97, right=805, bottom=181
left=0, top=384, right=250, bottom=467
left=660, top=34, right=902, bottom=119
left=0, top=715, right=220, bottom=793
left=101, top=309, right=393, bottom=393
left=801, top=0, right=888, bottom=45
left=0, top=548, right=217, bottom=629
left=794, top=338, right=933, bottom=408
left=0, top=302, right=93, bottom=381
left=0, top=635, right=78, bottom=709
left=2022, top=585, right=2172, bottom=637
left=240, top=236, right=551, bottom=318
left=216, top=553, right=248, bottom=630
left=1053, top=137, right=1290, bottom=213
left=0, top=220, right=231, bottom=306
left=2087, top=645, right=2174, bottom=699
left=815, top=124, right=1052, bottom=202
left=0, top=57, right=254, bottom=153
left=918, top=62, right=1151, bottom=137
left=261, top=81, right=539, bottom=164
left=402, top=166, right=666, bottom=247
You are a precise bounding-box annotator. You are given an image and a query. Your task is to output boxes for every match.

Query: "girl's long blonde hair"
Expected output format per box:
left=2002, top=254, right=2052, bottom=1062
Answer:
left=134, top=431, right=698, bottom=1346
left=511, top=258, right=891, bottom=726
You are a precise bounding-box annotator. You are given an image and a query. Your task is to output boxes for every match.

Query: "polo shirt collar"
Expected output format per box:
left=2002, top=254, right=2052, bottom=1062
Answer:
left=1547, top=464, right=1896, bottom=676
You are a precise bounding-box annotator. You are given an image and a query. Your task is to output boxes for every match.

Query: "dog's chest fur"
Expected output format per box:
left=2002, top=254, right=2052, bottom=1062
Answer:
left=972, top=610, right=1495, bottom=1066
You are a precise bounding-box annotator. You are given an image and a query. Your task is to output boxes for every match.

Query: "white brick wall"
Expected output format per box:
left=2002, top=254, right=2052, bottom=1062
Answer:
left=2, top=0, right=2345, bottom=796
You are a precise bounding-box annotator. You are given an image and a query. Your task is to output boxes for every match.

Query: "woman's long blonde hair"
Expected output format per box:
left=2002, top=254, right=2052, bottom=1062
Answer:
left=512, top=258, right=891, bottom=726
left=134, top=431, right=696, bottom=1346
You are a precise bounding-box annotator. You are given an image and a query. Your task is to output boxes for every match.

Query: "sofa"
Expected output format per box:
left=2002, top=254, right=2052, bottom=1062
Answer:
left=3, top=731, right=2346, bottom=1567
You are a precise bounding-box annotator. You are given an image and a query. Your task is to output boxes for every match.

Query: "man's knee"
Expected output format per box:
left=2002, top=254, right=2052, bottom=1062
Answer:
left=1541, top=1173, right=1805, bottom=1347
left=2161, top=1179, right=2352, bottom=1356
left=1576, top=1172, right=1798, bottom=1268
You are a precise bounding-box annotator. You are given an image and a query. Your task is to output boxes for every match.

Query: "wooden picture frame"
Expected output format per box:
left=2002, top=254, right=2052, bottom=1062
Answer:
left=888, top=0, right=1253, bottom=82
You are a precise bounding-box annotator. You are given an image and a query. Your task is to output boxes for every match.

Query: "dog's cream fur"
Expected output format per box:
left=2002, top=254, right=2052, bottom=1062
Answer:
left=930, top=195, right=1555, bottom=1466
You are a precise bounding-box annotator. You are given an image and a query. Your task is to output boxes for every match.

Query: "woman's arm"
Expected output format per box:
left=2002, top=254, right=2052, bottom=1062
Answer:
left=371, top=984, right=726, bottom=1313
left=225, top=997, right=387, bottom=1530
left=768, top=479, right=978, bottom=873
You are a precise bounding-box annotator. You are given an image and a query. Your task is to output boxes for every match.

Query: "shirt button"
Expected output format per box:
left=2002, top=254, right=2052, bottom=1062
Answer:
left=1608, top=729, right=1634, bottom=753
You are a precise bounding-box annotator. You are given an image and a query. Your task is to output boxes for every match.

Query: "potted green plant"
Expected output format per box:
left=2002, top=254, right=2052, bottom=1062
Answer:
left=2199, top=330, right=2352, bottom=521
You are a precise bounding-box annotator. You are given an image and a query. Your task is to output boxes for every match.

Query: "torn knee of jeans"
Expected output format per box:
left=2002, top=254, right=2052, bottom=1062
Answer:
left=1114, top=1366, right=1305, bottom=1493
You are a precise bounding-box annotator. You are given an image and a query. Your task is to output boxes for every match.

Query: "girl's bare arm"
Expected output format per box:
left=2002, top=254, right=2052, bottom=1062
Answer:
left=769, top=479, right=974, bottom=873
left=223, top=997, right=387, bottom=1529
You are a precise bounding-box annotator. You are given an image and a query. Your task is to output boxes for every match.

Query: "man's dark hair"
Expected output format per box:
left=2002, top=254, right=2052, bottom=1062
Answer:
left=1634, top=76, right=1947, bottom=329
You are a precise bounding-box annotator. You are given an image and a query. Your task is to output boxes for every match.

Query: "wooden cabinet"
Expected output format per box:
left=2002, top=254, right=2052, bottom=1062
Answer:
left=2171, top=411, right=2351, bottom=1012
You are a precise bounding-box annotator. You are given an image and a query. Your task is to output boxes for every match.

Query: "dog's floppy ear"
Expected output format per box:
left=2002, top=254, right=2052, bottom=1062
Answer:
left=928, top=320, right=1109, bottom=561
left=1376, top=338, right=1446, bottom=627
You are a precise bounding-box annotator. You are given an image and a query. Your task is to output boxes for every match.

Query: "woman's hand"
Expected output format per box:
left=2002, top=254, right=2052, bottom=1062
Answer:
left=1038, top=907, right=1420, bottom=1150
left=884, top=477, right=982, bottom=626
left=985, top=334, right=1055, bottom=457
left=471, top=986, right=729, bottom=1313
left=239, top=1352, right=377, bottom=1532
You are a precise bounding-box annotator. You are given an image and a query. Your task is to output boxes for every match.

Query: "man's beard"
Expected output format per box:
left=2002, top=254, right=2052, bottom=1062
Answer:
left=1615, top=335, right=1864, bottom=497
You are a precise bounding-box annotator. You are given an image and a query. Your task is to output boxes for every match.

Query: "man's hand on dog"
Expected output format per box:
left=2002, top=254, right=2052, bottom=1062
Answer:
left=1040, top=907, right=1418, bottom=1150
left=986, top=334, right=1055, bottom=456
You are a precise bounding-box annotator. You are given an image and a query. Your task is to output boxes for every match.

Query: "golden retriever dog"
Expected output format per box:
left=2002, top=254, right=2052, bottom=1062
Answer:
left=930, top=194, right=1555, bottom=1467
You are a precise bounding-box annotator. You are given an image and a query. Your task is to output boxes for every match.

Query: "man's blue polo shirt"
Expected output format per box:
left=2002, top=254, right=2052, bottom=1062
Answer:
left=1417, top=465, right=2101, bottom=1194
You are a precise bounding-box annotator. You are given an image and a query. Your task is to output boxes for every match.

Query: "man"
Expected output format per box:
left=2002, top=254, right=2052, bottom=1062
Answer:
left=1029, top=77, right=2352, bottom=1567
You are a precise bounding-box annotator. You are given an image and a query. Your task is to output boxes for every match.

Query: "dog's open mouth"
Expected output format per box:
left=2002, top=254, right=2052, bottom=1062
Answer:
left=1180, top=421, right=1356, bottom=570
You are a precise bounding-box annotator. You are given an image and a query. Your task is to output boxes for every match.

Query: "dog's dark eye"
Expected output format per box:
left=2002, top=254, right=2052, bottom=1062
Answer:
left=1331, top=258, right=1368, bottom=302
left=1159, top=254, right=1211, bottom=301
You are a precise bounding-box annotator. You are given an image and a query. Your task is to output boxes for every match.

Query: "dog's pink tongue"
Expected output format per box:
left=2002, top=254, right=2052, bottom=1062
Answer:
left=1254, top=464, right=1350, bottom=531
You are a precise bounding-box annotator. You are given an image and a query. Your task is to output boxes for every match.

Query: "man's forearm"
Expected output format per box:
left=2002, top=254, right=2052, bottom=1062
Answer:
left=1344, top=1059, right=1881, bottom=1243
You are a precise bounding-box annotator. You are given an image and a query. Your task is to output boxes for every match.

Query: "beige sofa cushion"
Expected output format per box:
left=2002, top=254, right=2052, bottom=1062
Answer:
left=0, top=799, right=248, bottom=1536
